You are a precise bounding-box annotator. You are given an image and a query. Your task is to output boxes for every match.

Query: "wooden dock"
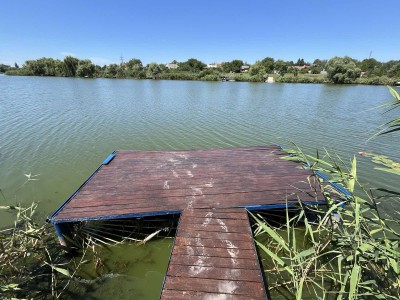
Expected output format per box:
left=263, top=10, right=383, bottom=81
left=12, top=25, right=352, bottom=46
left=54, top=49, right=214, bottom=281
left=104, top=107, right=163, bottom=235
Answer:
left=162, top=208, right=266, bottom=299
left=49, top=145, right=329, bottom=299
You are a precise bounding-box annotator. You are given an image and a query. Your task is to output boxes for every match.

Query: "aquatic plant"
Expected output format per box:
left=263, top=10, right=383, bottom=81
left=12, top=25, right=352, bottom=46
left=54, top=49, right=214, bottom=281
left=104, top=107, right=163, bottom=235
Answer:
left=0, top=201, right=76, bottom=298
left=253, top=87, right=400, bottom=299
left=252, top=146, right=400, bottom=299
left=374, top=86, right=400, bottom=137
left=0, top=195, right=176, bottom=298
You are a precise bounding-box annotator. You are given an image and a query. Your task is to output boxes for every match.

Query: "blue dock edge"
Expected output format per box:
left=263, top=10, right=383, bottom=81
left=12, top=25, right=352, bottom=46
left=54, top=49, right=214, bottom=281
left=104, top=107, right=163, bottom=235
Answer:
left=277, top=144, right=352, bottom=207
left=46, top=151, right=116, bottom=245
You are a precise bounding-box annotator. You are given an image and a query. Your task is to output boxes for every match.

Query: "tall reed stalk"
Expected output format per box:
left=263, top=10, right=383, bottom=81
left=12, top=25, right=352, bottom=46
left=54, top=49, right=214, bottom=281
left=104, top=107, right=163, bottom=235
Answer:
left=253, top=87, right=400, bottom=299
left=0, top=202, right=77, bottom=298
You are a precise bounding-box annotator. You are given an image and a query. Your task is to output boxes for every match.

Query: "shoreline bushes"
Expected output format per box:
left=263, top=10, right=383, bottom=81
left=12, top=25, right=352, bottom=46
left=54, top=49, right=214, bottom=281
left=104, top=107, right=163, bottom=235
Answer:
left=2, top=55, right=400, bottom=86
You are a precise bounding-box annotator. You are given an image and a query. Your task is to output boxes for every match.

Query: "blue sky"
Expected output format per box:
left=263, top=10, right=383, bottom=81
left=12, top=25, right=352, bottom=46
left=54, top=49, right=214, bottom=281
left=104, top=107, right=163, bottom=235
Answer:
left=1, top=0, right=399, bottom=66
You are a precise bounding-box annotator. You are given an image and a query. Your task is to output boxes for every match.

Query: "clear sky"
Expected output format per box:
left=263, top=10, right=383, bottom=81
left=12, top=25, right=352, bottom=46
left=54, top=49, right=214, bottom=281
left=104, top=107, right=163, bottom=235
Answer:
left=1, top=0, right=399, bottom=66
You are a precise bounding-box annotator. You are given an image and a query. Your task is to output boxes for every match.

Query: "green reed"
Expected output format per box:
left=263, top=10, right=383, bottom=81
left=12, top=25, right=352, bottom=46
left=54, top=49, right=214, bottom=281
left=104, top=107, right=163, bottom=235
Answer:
left=253, top=86, right=400, bottom=300
left=252, top=146, right=399, bottom=300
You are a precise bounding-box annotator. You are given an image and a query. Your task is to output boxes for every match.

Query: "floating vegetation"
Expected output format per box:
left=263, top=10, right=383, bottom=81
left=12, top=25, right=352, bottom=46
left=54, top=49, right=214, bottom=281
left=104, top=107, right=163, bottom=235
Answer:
left=361, top=152, right=400, bottom=176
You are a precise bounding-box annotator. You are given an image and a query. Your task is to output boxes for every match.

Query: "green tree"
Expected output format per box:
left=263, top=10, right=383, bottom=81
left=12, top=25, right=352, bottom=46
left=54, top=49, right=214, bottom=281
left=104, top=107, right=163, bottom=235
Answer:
left=313, top=59, right=327, bottom=69
left=24, top=58, right=62, bottom=76
left=326, top=56, right=361, bottom=84
left=309, top=65, right=322, bottom=74
left=63, top=56, right=79, bottom=77
left=249, top=61, right=266, bottom=77
left=387, top=62, right=400, bottom=78
left=145, top=62, right=162, bottom=79
left=126, top=58, right=143, bottom=71
left=178, top=58, right=206, bottom=72
left=261, top=57, right=275, bottom=74
left=104, top=64, right=120, bottom=78
left=222, top=60, right=243, bottom=73
left=359, top=58, right=380, bottom=73
left=76, top=60, right=96, bottom=78
left=0, top=64, right=11, bottom=73
left=296, top=58, right=305, bottom=66
left=125, top=58, right=145, bottom=78
left=274, top=60, right=289, bottom=76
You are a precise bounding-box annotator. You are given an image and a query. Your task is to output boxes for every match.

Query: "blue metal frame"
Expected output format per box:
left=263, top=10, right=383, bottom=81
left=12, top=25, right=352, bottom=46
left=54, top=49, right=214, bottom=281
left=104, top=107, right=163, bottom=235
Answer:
left=47, top=151, right=116, bottom=223
left=53, top=223, right=67, bottom=246
left=278, top=145, right=352, bottom=198
left=51, top=210, right=182, bottom=224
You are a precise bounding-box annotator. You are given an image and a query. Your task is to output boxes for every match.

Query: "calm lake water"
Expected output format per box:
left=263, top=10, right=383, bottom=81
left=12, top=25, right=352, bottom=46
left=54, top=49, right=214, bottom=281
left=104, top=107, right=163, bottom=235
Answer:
left=1, top=76, right=399, bottom=298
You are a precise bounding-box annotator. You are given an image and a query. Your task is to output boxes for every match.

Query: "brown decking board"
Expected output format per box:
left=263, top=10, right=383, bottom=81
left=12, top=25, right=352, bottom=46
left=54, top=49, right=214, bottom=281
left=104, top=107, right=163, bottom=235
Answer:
left=161, top=208, right=267, bottom=299
left=53, top=146, right=324, bottom=222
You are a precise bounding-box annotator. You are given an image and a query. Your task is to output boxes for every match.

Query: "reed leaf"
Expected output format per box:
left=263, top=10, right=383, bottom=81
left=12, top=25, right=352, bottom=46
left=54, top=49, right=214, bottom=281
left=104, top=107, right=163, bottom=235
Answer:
left=249, top=211, right=290, bottom=252
left=348, top=264, right=360, bottom=300
left=293, top=247, right=315, bottom=261
left=44, top=262, right=72, bottom=278
left=255, top=240, right=293, bottom=276
left=348, top=156, right=356, bottom=193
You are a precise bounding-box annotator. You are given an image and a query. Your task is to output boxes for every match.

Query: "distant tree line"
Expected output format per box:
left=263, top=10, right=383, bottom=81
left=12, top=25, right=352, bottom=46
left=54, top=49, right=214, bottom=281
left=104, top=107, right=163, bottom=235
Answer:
left=2, top=55, right=400, bottom=85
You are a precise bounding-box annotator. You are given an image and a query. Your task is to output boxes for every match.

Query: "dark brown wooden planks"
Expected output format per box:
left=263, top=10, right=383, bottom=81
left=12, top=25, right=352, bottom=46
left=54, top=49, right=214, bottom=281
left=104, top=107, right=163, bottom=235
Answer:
left=161, top=208, right=267, bottom=299
left=53, top=146, right=324, bottom=222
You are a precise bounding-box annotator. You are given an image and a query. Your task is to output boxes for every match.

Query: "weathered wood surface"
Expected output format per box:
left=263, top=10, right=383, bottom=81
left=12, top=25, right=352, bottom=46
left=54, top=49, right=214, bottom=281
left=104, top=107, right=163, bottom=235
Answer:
left=161, top=208, right=267, bottom=299
left=53, top=146, right=323, bottom=221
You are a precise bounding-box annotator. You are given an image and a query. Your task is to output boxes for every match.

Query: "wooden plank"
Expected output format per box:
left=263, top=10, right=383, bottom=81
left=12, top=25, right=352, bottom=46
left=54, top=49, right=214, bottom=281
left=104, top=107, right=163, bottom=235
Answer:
left=174, top=237, right=255, bottom=250
left=180, top=217, right=252, bottom=227
left=161, top=207, right=267, bottom=299
left=167, top=264, right=262, bottom=282
left=61, top=188, right=319, bottom=209
left=178, top=223, right=250, bottom=234
left=161, top=289, right=260, bottom=300
left=169, top=254, right=260, bottom=270
left=176, top=230, right=253, bottom=242
left=171, top=245, right=257, bottom=259
left=163, top=276, right=265, bottom=298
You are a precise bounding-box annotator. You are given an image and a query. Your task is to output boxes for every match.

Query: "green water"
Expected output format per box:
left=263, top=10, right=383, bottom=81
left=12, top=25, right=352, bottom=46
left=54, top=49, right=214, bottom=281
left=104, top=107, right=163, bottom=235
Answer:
left=1, top=76, right=399, bottom=298
left=69, top=239, right=174, bottom=299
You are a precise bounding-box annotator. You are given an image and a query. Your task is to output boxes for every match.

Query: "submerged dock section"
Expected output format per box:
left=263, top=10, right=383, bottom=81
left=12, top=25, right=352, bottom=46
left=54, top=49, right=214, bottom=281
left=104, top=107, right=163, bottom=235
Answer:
left=49, top=145, right=329, bottom=299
